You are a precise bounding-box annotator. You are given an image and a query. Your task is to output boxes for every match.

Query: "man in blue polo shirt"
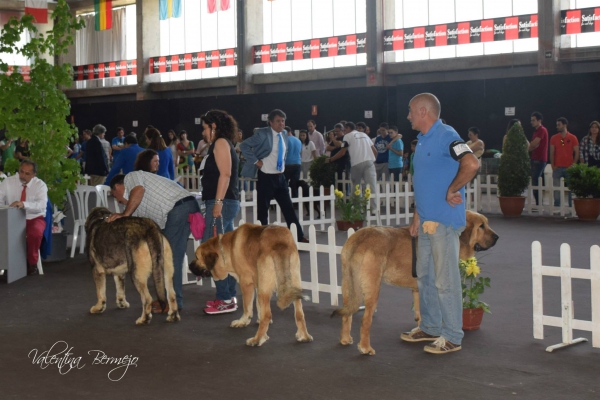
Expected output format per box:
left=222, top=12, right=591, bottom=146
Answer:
left=111, top=127, right=125, bottom=161
left=284, top=128, right=302, bottom=198
left=400, top=93, right=479, bottom=355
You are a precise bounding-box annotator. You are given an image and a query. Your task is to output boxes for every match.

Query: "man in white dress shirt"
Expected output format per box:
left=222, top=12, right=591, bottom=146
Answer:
left=307, top=120, right=325, bottom=156
left=0, top=159, right=48, bottom=275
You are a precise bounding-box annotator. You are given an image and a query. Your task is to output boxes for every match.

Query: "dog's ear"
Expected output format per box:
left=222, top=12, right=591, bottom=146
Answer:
left=466, top=214, right=483, bottom=249
left=203, top=251, right=219, bottom=271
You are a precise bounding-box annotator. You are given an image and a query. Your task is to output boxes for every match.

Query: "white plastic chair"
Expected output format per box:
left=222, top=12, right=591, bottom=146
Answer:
left=95, top=184, right=121, bottom=213
left=68, top=185, right=97, bottom=258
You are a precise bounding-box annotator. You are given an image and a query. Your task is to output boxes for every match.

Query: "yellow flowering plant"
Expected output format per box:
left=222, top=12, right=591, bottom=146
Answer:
left=333, top=185, right=371, bottom=222
left=459, top=257, right=491, bottom=313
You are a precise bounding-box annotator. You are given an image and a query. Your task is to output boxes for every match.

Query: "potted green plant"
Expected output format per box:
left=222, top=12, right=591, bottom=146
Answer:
left=308, top=155, right=336, bottom=192
left=566, top=164, right=600, bottom=221
left=334, top=186, right=370, bottom=231
left=459, top=257, right=491, bottom=330
left=498, top=123, right=530, bottom=217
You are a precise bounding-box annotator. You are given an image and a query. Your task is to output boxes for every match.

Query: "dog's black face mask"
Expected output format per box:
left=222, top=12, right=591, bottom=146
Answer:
left=188, top=252, right=218, bottom=278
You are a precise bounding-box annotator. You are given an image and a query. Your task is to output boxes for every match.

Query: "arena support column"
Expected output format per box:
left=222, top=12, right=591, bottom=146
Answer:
left=537, top=0, right=567, bottom=75
left=237, top=0, right=262, bottom=95
left=366, top=0, right=384, bottom=87
left=137, top=0, right=161, bottom=100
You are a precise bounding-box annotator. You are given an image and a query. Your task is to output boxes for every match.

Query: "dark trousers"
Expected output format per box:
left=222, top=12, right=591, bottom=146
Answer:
left=284, top=164, right=301, bottom=198
left=531, top=159, right=547, bottom=205
left=257, top=170, right=305, bottom=241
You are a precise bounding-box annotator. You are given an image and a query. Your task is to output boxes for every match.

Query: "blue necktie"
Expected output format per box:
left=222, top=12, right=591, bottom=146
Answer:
left=276, top=133, right=284, bottom=172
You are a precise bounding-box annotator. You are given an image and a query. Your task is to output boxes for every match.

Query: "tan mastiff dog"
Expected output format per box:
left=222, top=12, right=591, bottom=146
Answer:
left=189, top=224, right=313, bottom=347
left=332, top=211, right=498, bottom=355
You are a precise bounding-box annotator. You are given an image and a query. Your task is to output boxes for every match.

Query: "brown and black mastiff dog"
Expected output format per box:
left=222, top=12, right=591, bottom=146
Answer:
left=85, top=207, right=180, bottom=325
left=189, top=223, right=313, bottom=347
left=332, top=211, right=498, bottom=355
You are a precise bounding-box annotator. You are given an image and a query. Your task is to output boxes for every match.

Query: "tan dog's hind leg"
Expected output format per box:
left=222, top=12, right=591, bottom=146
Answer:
left=132, top=246, right=153, bottom=325
left=412, top=289, right=421, bottom=326
left=255, top=287, right=273, bottom=325
left=293, top=299, right=313, bottom=342
left=246, top=292, right=272, bottom=346
left=231, top=280, right=255, bottom=328
left=357, top=278, right=381, bottom=356
left=90, top=267, right=107, bottom=314
left=114, top=274, right=130, bottom=309
left=340, top=290, right=353, bottom=345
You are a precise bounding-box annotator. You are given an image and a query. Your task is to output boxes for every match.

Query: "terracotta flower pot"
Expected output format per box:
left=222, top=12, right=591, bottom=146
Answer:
left=498, top=196, right=526, bottom=217
left=336, top=220, right=364, bottom=231
left=462, top=308, right=484, bottom=331
left=573, top=198, right=600, bottom=221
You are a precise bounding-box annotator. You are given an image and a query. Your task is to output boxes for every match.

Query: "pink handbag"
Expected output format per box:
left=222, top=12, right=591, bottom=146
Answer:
left=188, top=212, right=206, bottom=240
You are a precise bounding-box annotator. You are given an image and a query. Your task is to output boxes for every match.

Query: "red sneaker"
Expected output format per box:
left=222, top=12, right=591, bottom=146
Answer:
left=205, top=297, right=237, bottom=308
left=204, top=299, right=237, bottom=315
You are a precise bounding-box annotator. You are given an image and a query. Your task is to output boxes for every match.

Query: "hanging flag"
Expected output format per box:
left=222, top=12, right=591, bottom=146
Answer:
left=207, top=0, right=217, bottom=14
left=94, top=0, right=112, bottom=31
left=24, top=0, right=48, bottom=24
left=160, top=0, right=182, bottom=20
left=220, top=0, right=231, bottom=11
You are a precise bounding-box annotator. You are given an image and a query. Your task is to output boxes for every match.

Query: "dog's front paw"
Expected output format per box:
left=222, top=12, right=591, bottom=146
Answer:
left=166, top=311, right=181, bottom=322
left=116, top=299, right=130, bottom=309
left=231, top=317, right=251, bottom=328
left=246, top=334, right=269, bottom=347
left=340, top=336, right=353, bottom=346
left=358, top=344, right=376, bottom=355
left=136, top=313, right=152, bottom=325
left=90, top=302, right=106, bottom=314
left=295, top=332, right=313, bottom=343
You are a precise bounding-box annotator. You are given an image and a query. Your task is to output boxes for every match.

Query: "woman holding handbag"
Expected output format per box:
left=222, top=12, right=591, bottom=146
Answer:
left=200, top=109, right=241, bottom=315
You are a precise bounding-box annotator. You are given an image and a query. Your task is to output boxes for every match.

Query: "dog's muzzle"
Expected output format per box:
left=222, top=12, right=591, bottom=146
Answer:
left=475, top=233, right=499, bottom=252
left=188, top=261, right=212, bottom=278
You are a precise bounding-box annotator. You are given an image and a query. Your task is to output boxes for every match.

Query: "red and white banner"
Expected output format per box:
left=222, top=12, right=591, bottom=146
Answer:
left=253, top=33, right=366, bottom=64
left=73, top=60, right=137, bottom=81
left=208, top=0, right=230, bottom=14
left=560, top=8, right=600, bottom=35
left=24, top=0, right=48, bottom=24
left=149, top=49, right=237, bottom=74
left=0, top=66, right=31, bottom=82
left=384, top=14, right=537, bottom=51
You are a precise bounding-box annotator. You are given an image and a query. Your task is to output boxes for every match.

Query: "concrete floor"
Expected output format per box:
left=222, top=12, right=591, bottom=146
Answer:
left=1, top=214, right=599, bottom=400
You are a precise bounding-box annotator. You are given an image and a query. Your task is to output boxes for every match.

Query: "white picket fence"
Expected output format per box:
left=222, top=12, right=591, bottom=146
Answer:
left=532, top=241, right=600, bottom=352
left=479, top=175, right=575, bottom=216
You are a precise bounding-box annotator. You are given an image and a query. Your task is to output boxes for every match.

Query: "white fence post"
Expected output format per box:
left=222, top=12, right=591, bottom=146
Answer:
left=531, top=241, right=599, bottom=352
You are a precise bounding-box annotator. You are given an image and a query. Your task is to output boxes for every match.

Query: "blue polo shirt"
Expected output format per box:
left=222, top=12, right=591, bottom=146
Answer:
left=388, top=139, right=404, bottom=169
left=285, top=135, right=302, bottom=165
left=413, top=119, right=466, bottom=230
left=112, top=136, right=125, bottom=159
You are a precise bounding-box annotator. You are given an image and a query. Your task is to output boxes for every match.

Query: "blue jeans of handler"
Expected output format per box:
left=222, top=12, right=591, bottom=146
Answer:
left=163, top=198, right=201, bottom=309
left=417, top=222, right=465, bottom=345
left=531, top=160, right=547, bottom=205
left=552, top=167, right=571, bottom=207
left=202, top=199, right=240, bottom=301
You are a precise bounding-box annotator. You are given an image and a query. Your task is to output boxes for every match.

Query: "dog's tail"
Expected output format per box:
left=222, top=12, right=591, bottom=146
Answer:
left=274, top=249, right=307, bottom=310
left=151, top=231, right=168, bottom=309
left=331, top=243, right=363, bottom=318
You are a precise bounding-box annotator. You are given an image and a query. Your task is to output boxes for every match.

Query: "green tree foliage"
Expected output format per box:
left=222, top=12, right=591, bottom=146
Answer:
left=498, top=122, right=530, bottom=197
left=567, top=163, right=600, bottom=198
left=0, top=0, right=84, bottom=206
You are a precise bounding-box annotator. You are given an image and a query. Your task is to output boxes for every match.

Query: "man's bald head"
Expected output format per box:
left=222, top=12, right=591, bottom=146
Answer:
left=409, top=93, right=441, bottom=119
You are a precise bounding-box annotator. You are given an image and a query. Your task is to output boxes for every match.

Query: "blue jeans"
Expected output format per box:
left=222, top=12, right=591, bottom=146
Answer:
left=552, top=167, right=571, bottom=207
left=417, top=222, right=464, bottom=345
left=284, top=164, right=301, bottom=198
left=163, top=198, right=201, bottom=309
left=530, top=160, right=547, bottom=205
left=202, top=199, right=240, bottom=301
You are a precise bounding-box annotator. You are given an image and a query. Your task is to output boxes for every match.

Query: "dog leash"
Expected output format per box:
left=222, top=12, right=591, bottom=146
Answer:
left=411, top=236, right=417, bottom=278
left=212, top=216, right=227, bottom=264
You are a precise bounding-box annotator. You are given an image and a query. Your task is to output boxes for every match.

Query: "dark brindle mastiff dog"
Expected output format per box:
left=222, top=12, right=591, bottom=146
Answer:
left=189, top=224, right=313, bottom=347
left=85, top=207, right=180, bottom=325
left=332, top=210, right=498, bottom=355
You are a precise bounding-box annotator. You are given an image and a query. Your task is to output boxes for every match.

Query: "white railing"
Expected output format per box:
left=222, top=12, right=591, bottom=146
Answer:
left=532, top=241, right=600, bottom=352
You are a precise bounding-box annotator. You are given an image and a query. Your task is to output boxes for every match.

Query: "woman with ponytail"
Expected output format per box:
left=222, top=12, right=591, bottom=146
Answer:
left=200, top=110, right=241, bottom=315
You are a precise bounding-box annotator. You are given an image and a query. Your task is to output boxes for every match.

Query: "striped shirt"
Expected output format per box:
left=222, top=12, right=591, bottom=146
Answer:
left=123, top=171, right=190, bottom=229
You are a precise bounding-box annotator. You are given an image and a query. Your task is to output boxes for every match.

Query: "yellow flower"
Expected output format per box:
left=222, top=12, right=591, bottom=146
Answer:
left=334, top=189, right=344, bottom=198
left=354, top=190, right=361, bottom=196
left=465, top=264, right=481, bottom=277
left=365, top=192, right=371, bottom=199
left=365, top=188, right=371, bottom=196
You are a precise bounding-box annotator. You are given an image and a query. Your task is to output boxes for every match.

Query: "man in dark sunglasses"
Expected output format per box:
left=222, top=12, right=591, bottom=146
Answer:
left=549, top=117, right=579, bottom=208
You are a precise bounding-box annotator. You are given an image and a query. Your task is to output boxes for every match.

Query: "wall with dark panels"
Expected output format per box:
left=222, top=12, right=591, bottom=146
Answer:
left=394, top=72, right=600, bottom=151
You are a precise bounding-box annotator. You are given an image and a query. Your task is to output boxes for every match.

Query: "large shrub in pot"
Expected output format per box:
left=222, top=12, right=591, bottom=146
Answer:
left=308, top=155, right=336, bottom=190
left=498, top=123, right=530, bottom=197
left=566, top=164, right=600, bottom=199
